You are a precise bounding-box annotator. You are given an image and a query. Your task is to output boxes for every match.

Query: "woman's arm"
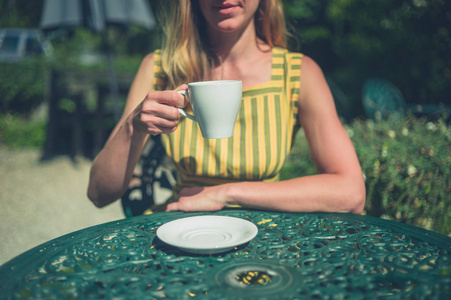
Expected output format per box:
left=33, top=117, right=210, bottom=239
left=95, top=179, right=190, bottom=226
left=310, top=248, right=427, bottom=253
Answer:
left=166, top=56, right=365, bottom=213
left=87, top=54, right=187, bottom=207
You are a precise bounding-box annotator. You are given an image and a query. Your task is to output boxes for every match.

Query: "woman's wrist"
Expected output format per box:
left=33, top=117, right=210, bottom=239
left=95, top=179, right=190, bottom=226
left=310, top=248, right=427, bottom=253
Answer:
left=124, top=112, right=149, bottom=145
left=223, top=181, right=247, bottom=207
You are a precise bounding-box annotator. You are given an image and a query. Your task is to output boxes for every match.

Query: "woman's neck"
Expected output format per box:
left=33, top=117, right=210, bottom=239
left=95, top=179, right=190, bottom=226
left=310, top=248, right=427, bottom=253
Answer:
left=208, top=20, right=266, bottom=63
left=207, top=21, right=272, bottom=86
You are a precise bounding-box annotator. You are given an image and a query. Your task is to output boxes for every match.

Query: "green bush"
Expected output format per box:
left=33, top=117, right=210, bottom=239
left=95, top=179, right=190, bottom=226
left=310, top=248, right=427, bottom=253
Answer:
left=281, top=114, right=451, bottom=235
left=49, top=28, right=142, bottom=74
left=0, top=114, right=46, bottom=148
left=0, top=59, right=47, bottom=116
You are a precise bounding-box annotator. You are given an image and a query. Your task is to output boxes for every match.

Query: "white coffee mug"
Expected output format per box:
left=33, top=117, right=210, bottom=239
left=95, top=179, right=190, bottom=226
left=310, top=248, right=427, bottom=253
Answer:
left=177, top=80, right=242, bottom=139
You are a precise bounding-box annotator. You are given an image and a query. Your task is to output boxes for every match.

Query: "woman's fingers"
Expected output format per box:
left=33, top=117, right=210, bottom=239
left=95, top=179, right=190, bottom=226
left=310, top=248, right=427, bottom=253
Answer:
left=175, top=84, right=189, bottom=108
left=141, top=98, right=180, bottom=120
left=133, top=88, right=187, bottom=135
left=147, top=88, right=187, bottom=108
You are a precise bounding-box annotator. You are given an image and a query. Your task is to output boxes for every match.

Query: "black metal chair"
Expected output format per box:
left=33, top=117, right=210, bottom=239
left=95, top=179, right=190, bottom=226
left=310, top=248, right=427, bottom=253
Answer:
left=120, top=135, right=176, bottom=217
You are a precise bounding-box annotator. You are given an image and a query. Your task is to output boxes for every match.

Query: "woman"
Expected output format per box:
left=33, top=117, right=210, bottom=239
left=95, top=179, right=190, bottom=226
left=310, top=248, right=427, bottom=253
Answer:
left=87, top=0, right=366, bottom=214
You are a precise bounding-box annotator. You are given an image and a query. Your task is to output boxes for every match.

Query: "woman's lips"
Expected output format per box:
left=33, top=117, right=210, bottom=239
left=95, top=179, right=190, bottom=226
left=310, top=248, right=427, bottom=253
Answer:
left=215, top=4, right=239, bottom=14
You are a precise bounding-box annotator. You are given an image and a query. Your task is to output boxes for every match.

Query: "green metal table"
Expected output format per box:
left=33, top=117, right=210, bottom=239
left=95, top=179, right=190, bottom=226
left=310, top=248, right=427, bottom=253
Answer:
left=0, top=210, right=450, bottom=299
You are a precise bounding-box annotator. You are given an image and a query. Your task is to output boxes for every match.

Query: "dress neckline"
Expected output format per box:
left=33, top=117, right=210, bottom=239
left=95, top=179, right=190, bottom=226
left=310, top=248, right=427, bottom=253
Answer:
left=242, top=47, right=284, bottom=93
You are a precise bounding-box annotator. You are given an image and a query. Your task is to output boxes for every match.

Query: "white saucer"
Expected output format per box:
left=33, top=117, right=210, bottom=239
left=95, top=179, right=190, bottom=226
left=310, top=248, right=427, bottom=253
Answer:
left=156, top=216, right=258, bottom=254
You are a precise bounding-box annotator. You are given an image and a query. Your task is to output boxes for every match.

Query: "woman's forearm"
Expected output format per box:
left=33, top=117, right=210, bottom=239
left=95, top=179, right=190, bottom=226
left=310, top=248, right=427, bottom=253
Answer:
left=168, top=171, right=366, bottom=214
left=226, top=173, right=366, bottom=214
left=87, top=115, right=149, bottom=207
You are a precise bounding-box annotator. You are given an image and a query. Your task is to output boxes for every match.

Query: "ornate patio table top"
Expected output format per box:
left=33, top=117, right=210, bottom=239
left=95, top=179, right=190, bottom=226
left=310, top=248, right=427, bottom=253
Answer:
left=0, top=210, right=450, bottom=299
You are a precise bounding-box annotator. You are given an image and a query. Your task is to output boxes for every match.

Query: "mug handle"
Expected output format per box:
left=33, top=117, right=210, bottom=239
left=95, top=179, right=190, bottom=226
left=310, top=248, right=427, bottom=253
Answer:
left=177, top=90, right=197, bottom=122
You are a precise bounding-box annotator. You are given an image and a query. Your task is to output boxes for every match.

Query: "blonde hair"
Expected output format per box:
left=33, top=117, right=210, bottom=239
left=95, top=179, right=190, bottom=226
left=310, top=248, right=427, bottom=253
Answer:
left=160, top=0, right=287, bottom=89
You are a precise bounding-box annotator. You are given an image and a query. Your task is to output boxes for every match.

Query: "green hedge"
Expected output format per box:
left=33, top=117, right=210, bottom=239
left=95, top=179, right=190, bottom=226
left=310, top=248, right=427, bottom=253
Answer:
left=281, top=114, right=451, bottom=236
left=0, top=59, right=47, bottom=116
left=0, top=114, right=46, bottom=148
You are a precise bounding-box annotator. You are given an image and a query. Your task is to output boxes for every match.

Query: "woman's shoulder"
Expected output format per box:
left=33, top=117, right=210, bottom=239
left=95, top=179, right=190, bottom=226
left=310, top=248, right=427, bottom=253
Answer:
left=274, top=47, right=304, bottom=71
left=136, top=50, right=166, bottom=78
left=139, top=49, right=164, bottom=65
left=142, top=50, right=168, bottom=90
left=131, top=50, right=163, bottom=90
left=271, top=47, right=323, bottom=77
left=300, top=55, right=324, bottom=78
left=274, top=47, right=303, bottom=58
left=135, top=53, right=153, bottom=72
left=141, top=49, right=162, bottom=65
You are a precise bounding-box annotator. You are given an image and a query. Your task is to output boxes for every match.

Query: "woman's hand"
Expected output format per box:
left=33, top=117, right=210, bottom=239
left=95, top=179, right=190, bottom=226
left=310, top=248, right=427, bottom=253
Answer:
left=132, top=84, right=188, bottom=135
left=165, top=185, right=229, bottom=212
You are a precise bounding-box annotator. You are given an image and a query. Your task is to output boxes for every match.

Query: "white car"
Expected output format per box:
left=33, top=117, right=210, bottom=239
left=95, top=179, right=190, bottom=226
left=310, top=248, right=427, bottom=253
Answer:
left=0, top=28, right=52, bottom=62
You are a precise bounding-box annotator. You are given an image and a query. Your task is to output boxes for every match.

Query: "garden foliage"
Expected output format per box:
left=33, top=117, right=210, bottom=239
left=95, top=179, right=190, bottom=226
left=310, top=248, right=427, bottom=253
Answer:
left=281, top=114, right=451, bottom=235
left=283, top=0, right=451, bottom=112
left=0, top=114, right=45, bottom=148
left=0, top=59, right=47, bottom=116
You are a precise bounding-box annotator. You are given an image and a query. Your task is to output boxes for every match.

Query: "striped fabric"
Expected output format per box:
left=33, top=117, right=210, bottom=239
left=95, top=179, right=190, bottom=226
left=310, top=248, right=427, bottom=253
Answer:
left=153, top=47, right=303, bottom=197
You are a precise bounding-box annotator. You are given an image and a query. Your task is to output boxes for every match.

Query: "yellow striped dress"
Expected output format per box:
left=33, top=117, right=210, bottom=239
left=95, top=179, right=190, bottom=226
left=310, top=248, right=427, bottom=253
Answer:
left=153, top=47, right=303, bottom=199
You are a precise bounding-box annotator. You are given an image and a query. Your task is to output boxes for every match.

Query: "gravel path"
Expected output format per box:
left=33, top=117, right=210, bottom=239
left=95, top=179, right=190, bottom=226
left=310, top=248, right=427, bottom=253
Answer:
left=0, top=147, right=124, bottom=265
